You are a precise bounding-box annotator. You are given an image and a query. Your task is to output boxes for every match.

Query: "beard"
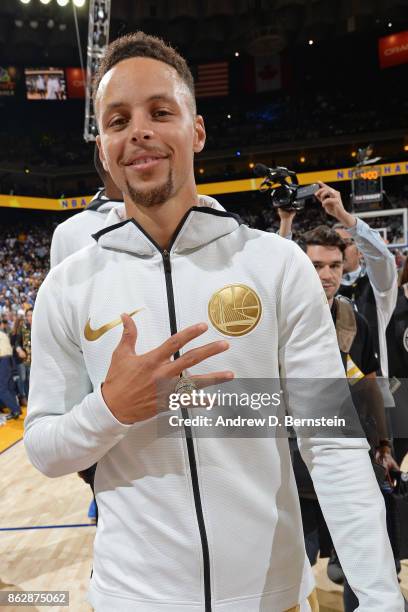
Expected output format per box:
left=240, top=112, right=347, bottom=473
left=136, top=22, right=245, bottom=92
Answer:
left=126, top=170, right=174, bottom=208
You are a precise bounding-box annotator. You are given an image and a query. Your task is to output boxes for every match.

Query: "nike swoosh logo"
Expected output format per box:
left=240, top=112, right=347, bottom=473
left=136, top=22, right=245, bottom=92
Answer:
left=84, top=308, right=143, bottom=341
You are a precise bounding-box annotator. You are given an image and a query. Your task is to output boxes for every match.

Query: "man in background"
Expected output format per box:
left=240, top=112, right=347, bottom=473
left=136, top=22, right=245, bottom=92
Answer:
left=50, top=146, right=123, bottom=268
left=0, top=326, right=21, bottom=421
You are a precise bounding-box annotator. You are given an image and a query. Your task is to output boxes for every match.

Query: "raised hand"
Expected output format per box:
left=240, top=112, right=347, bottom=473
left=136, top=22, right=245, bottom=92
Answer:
left=101, top=313, right=234, bottom=424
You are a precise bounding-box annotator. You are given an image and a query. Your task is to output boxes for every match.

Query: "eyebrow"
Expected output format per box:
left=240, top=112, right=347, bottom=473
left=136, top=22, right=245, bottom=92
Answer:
left=102, top=94, right=177, bottom=117
left=312, top=260, right=343, bottom=265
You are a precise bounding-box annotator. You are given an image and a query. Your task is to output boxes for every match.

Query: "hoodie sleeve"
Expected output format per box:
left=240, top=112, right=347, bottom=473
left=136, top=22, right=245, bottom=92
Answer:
left=277, top=243, right=403, bottom=612
left=24, top=272, right=134, bottom=478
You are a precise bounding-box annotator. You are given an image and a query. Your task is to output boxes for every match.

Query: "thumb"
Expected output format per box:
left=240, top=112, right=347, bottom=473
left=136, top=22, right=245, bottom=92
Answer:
left=118, top=313, right=138, bottom=354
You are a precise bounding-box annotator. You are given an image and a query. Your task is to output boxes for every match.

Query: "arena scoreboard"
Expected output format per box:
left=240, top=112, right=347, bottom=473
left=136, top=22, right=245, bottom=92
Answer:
left=351, top=165, right=383, bottom=209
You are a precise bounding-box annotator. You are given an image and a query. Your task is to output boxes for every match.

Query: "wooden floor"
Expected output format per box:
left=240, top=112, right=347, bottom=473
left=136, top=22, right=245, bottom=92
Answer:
left=1, top=440, right=407, bottom=612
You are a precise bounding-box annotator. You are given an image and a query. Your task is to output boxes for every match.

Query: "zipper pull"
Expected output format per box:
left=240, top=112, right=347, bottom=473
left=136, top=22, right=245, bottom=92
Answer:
left=162, top=249, right=171, bottom=273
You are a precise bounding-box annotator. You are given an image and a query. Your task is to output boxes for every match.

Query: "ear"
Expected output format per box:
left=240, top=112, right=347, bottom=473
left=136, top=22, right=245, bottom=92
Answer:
left=193, top=115, right=206, bottom=154
left=96, top=135, right=109, bottom=173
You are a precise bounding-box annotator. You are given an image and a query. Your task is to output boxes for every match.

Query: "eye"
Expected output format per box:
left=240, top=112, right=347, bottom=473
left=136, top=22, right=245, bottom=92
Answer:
left=152, top=109, right=172, bottom=118
left=108, top=116, right=127, bottom=128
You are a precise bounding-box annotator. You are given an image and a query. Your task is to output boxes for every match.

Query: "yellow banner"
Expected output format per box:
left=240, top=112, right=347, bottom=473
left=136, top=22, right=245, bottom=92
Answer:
left=0, top=194, right=93, bottom=211
left=1, top=160, right=407, bottom=210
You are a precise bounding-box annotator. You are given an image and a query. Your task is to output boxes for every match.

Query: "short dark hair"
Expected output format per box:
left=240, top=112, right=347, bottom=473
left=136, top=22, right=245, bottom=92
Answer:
left=94, top=31, right=196, bottom=112
left=300, top=225, right=347, bottom=256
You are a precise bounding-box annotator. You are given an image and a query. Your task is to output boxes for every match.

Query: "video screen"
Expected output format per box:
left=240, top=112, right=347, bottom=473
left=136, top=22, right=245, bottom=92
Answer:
left=25, top=68, right=67, bottom=100
left=0, top=66, right=19, bottom=97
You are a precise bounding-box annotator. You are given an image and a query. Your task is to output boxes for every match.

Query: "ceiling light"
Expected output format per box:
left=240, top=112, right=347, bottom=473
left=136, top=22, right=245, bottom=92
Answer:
left=388, top=22, right=392, bottom=27
left=59, top=23, right=67, bottom=30
left=308, top=39, right=314, bottom=45
left=57, top=0, right=70, bottom=5
left=300, top=156, right=306, bottom=163
left=404, top=145, right=408, bottom=152
left=15, top=19, right=24, bottom=27
left=73, top=0, right=86, bottom=7
left=227, top=114, right=231, bottom=119
left=40, top=0, right=52, bottom=4
left=234, top=51, right=240, bottom=57
left=20, top=0, right=31, bottom=4
left=29, top=20, right=39, bottom=29
left=47, top=19, right=55, bottom=29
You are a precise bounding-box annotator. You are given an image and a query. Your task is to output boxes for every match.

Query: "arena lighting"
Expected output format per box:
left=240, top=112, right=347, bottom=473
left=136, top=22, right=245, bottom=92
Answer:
left=199, top=168, right=204, bottom=174
left=351, top=151, right=357, bottom=157
left=57, top=0, right=70, bottom=5
left=40, top=0, right=52, bottom=4
left=234, top=51, right=240, bottom=57
left=47, top=18, right=55, bottom=28
left=73, top=0, right=86, bottom=7
left=29, top=20, right=39, bottom=29
left=388, top=22, right=393, bottom=27
left=59, top=22, right=67, bottom=30
left=249, top=162, right=255, bottom=169
left=20, top=0, right=31, bottom=4
left=227, top=114, right=231, bottom=119
left=404, top=145, right=408, bottom=152
left=300, top=156, right=306, bottom=163
left=15, top=19, right=24, bottom=27
left=308, top=39, right=314, bottom=45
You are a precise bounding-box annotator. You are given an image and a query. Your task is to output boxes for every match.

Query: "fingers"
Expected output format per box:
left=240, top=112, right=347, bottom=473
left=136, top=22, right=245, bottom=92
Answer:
left=117, top=313, right=138, bottom=355
left=150, top=323, right=208, bottom=362
left=163, top=339, right=230, bottom=378
left=315, top=189, right=340, bottom=207
left=191, top=371, right=235, bottom=388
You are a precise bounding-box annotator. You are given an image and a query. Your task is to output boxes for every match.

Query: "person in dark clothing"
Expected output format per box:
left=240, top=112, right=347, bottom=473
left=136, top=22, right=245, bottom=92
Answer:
left=387, top=257, right=408, bottom=466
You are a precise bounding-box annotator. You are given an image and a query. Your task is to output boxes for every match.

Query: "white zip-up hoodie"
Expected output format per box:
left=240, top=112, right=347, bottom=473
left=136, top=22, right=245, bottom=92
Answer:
left=49, top=189, right=123, bottom=268
left=24, top=198, right=402, bottom=612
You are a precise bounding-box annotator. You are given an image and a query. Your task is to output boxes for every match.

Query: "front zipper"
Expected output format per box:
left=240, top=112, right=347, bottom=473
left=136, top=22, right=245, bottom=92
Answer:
left=162, top=248, right=212, bottom=612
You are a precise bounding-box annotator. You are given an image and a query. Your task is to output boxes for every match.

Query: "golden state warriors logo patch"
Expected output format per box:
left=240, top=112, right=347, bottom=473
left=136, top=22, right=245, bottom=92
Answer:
left=208, top=284, right=262, bottom=337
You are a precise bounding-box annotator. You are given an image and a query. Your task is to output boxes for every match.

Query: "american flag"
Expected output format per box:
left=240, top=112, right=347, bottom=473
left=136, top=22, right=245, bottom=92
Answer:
left=195, top=62, right=229, bottom=98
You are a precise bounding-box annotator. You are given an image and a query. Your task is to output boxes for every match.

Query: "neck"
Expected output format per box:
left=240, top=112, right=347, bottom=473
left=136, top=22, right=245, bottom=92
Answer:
left=124, top=183, right=199, bottom=250
left=328, top=297, right=334, bottom=308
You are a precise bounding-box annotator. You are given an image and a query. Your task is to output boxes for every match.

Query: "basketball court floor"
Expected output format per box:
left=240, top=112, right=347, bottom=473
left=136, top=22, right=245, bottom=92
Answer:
left=1, top=423, right=407, bottom=612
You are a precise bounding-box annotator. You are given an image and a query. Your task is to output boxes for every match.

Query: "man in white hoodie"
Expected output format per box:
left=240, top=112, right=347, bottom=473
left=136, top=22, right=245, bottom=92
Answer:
left=50, top=146, right=123, bottom=268
left=24, top=32, right=403, bottom=612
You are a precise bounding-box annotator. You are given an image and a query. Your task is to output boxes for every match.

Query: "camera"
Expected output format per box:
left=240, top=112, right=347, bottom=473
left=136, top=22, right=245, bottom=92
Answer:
left=254, top=163, right=319, bottom=211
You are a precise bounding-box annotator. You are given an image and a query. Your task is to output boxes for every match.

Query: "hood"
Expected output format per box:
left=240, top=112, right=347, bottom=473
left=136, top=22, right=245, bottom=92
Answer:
left=86, top=189, right=124, bottom=213
left=92, top=194, right=243, bottom=257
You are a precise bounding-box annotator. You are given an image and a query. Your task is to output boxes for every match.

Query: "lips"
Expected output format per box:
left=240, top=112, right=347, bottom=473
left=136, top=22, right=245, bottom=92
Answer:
left=123, top=152, right=168, bottom=166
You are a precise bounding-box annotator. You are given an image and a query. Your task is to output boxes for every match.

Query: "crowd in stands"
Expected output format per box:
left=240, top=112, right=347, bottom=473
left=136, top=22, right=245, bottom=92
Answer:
left=0, top=87, right=407, bottom=197
left=0, top=223, right=53, bottom=328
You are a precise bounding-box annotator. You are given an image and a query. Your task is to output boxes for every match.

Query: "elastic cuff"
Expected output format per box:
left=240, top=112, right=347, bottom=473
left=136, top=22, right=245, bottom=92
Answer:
left=88, top=383, right=135, bottom=433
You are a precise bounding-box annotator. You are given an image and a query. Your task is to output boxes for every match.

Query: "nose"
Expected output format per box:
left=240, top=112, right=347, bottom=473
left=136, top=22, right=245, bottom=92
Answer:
left=129, top=114, right=154, bottom=142
left=319, top=265, right=332, bottom=282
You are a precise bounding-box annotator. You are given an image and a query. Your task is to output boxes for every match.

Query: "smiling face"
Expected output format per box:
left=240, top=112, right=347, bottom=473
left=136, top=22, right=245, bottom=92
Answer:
left=306, top=244, right=344, bottom=305
left=95, top=57, right=205, bottom=209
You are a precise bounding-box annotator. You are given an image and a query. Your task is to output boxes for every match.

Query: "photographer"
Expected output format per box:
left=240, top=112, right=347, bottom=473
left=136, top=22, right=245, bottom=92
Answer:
left=315, top=182, right=398, bottom=383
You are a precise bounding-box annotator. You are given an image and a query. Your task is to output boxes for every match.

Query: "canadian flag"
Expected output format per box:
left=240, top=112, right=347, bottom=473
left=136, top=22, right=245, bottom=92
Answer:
left=255, top=56, right=282, bottom=92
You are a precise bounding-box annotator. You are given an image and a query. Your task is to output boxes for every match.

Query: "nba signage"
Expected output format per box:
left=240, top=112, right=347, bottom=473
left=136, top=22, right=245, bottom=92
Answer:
left=379, top=30, right=408, bottom=69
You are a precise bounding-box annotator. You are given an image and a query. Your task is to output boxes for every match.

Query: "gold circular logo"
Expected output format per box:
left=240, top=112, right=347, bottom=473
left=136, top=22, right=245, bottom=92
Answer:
left=208, top=284, right=262, bottom=337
